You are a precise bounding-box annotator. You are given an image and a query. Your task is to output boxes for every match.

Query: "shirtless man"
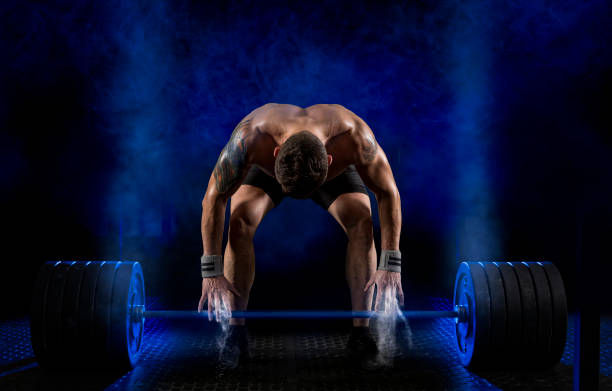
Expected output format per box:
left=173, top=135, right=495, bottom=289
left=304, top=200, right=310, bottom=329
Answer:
left=198, top=103, right=403, bottom=367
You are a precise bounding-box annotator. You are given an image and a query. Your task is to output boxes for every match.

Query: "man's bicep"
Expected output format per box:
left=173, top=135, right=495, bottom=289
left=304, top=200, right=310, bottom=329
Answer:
left=212, top=118, right=252, bottom=196
left=354, top=120, right=378, bottom=165
left=212, top=149, right=249, bottom=196
left=356, top=148, right=398, bottom=197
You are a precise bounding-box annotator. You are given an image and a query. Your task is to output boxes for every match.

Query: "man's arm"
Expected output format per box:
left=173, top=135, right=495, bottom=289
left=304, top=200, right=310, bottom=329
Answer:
left=198, top=117, right=254, bottom=319
left=201, top=117, right=253, bottom=256
left=353, top=122, right=401, bottom=252
left=353, top=119, right=404, bottom=307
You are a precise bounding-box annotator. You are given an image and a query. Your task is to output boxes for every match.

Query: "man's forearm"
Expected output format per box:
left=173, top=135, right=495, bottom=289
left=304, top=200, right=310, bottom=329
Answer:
left=377, top=190, right=401, bottom=251
left=201, top=192, right=228, bottom=255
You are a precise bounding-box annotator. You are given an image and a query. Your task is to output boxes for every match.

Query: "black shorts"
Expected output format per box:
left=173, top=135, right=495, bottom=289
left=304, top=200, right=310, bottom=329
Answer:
left=242, top=165, right=368, bottom=209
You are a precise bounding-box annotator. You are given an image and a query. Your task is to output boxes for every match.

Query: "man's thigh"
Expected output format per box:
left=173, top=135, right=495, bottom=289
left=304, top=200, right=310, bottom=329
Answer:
left=230, top=185, right=275, bottom=226
left=327, top=192, right=373, bottom=233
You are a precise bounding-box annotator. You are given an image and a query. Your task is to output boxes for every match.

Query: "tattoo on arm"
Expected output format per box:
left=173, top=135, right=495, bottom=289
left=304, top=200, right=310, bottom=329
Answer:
left=362, top=133, right=378, bottom=163
left=213, top=119, right=251, bottom=194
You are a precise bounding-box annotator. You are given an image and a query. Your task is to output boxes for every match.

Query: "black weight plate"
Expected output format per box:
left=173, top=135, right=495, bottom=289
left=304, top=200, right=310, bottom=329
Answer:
left=93, top=262, right=119, bottom=365
left=59, top=261, right=88, bottom=366
left=43, top=261, right=72, bottom=366
left=510, top=262, right=538, bottom=367
left=483, top=263, right=507, bottom=366
left=466, top=262, right=491, bottom=367
left=496, top=262, right=523, bottom=367
left=526, top=262, right=553, bottom=368
left=540, top=262, right=567, bottom=367
left=109, top=261, right=132, bottom=367
left=30, top=262, right=55, bottom=365
left=76, top=261, right=104, bottom=365
left=110, top=262, right=145, bottom=368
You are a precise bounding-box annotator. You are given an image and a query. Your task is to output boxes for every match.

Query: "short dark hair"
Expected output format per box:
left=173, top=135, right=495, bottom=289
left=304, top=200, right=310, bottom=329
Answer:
left=274, top=131, right=328, bottom=198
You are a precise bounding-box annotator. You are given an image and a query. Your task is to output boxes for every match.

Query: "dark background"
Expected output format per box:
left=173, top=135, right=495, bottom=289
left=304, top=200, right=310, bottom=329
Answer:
left=1, top=0, right=610, bottom=318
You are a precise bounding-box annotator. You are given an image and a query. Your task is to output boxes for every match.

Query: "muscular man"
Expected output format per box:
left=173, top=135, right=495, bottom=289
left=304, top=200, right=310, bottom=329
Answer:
left=198, top=103, right=403, bottom=368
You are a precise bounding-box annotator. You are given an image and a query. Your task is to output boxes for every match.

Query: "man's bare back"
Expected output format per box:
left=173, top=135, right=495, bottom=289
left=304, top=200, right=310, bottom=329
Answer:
left=232, top=103, right=379, bottom=181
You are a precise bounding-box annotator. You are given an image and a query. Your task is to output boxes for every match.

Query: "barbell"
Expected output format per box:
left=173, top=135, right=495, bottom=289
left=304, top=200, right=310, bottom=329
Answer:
left=30, top=260, right=567, bottom=370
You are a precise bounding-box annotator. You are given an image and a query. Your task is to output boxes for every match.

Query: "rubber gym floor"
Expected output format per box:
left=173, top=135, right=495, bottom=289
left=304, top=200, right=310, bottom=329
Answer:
left=1, top=297, right=610, bottom=391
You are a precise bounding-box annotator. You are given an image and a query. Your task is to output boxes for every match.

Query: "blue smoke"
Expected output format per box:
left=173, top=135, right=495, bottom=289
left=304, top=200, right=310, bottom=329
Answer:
left=78, top=1, right=612, bottom=264
left=444, top=1, right=501, bottom=261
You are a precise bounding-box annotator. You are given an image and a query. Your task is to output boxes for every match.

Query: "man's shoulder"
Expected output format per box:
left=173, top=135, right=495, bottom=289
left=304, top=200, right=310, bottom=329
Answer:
left=251, top=102, right=302, bottom=113
left=245, top=103, right=301, bottom=126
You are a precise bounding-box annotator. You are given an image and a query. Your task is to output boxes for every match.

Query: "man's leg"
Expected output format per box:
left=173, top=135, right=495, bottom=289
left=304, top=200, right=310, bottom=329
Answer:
left=327, top=192, right=377, bottom=327
left=224, top=184, right=275, bottom=326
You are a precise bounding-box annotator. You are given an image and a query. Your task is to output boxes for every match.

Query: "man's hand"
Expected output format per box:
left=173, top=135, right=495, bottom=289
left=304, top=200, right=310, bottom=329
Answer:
left=198, top=276, right=240, bottom=322
left=364, top=270, right=404, bottom=312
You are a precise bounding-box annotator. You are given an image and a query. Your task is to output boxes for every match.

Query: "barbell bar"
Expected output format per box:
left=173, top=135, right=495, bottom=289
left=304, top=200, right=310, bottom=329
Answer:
left=30, top=260, right=567, bottom=370
left=136, top=308, right=466, bottom=320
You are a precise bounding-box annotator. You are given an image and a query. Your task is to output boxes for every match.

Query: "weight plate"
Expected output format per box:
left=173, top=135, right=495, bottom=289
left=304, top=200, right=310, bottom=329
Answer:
left=76, top=261, right=104, bottom=365
left=93, top=262, right=119, bottom=366
left=540, top=262, right=567, bottom=367
left=453, top=262, right=491, bottom=367
left=43, top=261, right=72, bottom=367
left=30, top=262, right=56, bottom=365
left=469, top=262, right=492, bottom=367
left=453, top=262, right=476, bottom=366
left=510, top=262, right=538, bottom=366
left=59, top=261, right=88, bottom=366
left=483, top=263, right=507, bottom=365
left=496, top=262, right=523, bottom=367
left=109, top=262, right=145, bottom=368
left=526, top=262, right=553, bottom=368
left=127, top=263, right=145, bottom=364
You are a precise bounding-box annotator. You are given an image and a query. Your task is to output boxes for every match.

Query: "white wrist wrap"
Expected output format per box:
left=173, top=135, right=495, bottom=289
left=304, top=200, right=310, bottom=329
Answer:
left=201, top=255, right=223, bottom=278
left=378, top=250, right=401, bottom=273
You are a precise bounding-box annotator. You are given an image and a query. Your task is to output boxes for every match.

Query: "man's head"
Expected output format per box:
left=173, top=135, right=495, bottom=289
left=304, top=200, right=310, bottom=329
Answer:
left=274, top=131, right=332, bottom=198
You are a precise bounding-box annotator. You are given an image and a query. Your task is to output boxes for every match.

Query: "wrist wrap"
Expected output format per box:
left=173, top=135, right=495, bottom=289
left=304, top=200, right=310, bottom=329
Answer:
left=201, top=255, right=223, bottom=278
left=378, top=250, right=401, bottom=273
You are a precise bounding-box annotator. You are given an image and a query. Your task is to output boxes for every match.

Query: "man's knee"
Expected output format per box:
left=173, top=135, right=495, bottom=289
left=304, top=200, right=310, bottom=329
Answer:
left=345, top=215, right=374, bottom=241
left=228, top=214, right=257, bottom=243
